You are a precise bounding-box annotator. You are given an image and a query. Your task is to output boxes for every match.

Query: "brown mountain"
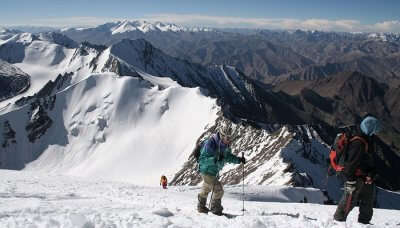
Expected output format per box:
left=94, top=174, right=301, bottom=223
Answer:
left=271, top=71, right=400, bottom=189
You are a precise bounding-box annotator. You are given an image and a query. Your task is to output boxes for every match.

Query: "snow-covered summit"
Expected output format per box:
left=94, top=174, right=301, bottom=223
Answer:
left=367, top=32, right=400, bottom=42
left=110, top=20, right=185, bottom=34
left=4, top=32, right=38, bottom=44
left=61, top=20, right=213, bottom=35
left=0, top=27, right=21, bottom=35
left=0, top=32, right=107, bottom=106
left=38, top=32, right=78, bottom=48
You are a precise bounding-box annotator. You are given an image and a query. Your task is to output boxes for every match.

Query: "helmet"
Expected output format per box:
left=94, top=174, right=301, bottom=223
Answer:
left=360, top=116, right=382, bottom=136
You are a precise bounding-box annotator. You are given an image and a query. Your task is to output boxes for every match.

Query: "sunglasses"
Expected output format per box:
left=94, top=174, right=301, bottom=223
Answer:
left=221, top=135, right=231, bottom=144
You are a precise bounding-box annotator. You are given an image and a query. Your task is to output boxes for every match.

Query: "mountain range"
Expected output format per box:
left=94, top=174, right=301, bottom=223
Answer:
left=60, top=21, right=400, bottom=87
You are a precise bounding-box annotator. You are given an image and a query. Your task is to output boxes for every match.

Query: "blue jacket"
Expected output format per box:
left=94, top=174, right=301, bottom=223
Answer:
left=198, top=133, right=241, bottom=176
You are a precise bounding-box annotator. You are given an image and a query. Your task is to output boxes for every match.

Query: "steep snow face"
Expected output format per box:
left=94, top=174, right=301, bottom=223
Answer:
left=0, top=72, right=219, bottom=186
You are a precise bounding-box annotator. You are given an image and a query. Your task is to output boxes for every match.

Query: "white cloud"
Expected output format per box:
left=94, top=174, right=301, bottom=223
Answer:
left=3, top=17, right=125, bottom=28
left=3, top=14, right=400, bottom=33
left=370, top=20, right=400, bottom=32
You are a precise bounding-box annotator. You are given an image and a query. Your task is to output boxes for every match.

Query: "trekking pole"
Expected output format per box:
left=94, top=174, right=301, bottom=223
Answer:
left=242, top=152, right=245, bottom=216
left=209, top=175, right=218, bottom=210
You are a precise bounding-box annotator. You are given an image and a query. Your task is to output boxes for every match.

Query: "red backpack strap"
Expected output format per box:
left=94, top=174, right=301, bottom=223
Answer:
left=350, top=136, right=368, bottom=153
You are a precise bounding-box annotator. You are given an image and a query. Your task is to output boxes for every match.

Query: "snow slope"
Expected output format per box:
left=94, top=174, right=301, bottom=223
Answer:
left=0, top=170, right=399, bottom=228
left=0, top=72, right=219, bottom=185
left=0, top=33, right=138, bottom=109
left=0, top=33, right=95, bottom=108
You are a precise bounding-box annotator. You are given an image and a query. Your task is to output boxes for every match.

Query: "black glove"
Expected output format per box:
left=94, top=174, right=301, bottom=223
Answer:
left=239, top=157, right=246, bottom=164
left=344, top=180, right=356, bottom=193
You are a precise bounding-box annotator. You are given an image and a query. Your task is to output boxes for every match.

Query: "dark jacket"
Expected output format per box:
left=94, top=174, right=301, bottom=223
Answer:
left=343, top=128, right=376, bottom=181
left=198, top=133, right=241, bottom=176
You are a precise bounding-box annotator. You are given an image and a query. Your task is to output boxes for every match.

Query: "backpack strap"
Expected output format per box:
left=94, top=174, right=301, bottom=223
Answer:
left=350, top=136, right=368, bottom=153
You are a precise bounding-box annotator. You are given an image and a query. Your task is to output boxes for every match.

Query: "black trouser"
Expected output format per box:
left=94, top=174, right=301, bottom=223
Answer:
left=334, top=178, right=376, bottom=223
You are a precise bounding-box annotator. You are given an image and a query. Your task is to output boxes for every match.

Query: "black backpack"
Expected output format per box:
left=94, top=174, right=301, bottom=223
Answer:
left=193, top=141, right=203, bottom=162
left=192, top=135, right=218, bottom=162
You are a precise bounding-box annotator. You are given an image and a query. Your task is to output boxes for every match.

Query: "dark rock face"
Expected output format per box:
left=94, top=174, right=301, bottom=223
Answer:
left=16, top=72, right=71, bottom=107
left=2, top=120, right=16, bottom=148
left=25, top=99, right=54, bottom=143
left=0, top=74, right=30, bottom=101
left=0, top=42, right=26, bottom=63
left=0, top=61, right=30, bottom=101
left=102, top=55, right=141, bottom=77
left=171, top=117, right=300, bottom=186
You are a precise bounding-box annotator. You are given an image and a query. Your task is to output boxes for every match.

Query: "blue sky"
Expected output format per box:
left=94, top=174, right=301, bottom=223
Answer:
left=1, top=0, right=400, bottom=32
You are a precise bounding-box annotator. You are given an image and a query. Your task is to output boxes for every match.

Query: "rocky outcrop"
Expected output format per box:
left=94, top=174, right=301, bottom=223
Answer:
left=25, top=99, right=54, bottom=143
left=1, top=120, right=16, bottom=148
left=0, top=60, right=30, bottom=101
left=170, top=116, right=326, bottom=187
left=15, top=72, right=71, bottom=107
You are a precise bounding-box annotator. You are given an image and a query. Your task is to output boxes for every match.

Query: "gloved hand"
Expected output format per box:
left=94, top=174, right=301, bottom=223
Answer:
left=239, top=157, right=246, bottom=164
left=345, top=181, right=356, bottom=193
left=365, top=176, right=373, bottom=185
left=216, top=151, right=224, bottom=162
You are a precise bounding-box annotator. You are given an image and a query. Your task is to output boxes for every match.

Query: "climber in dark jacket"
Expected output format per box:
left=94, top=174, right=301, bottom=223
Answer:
left=334, top=115, right=382, bottom=224
left=196, top=123, right=245, bottom=215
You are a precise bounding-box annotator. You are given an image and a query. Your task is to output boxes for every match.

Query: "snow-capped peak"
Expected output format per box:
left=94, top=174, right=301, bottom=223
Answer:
left=367, top=32, right=400, bottom=42
left=6, top=32, right=38, bottom=44
left=38, top=32, right=78, bottom=48
left=153, top=21, right=184, bottom=32
left=110, top=20, right=185, bottom=34
left=368, top=32, right=388, bottom=42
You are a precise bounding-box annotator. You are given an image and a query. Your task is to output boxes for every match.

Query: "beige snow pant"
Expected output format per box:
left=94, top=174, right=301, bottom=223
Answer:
left=198, top=174, right=224, bottom=200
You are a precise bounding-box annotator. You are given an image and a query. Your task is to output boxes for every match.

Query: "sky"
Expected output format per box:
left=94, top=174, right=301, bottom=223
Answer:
left=1, top=0, right=400, bottom=32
